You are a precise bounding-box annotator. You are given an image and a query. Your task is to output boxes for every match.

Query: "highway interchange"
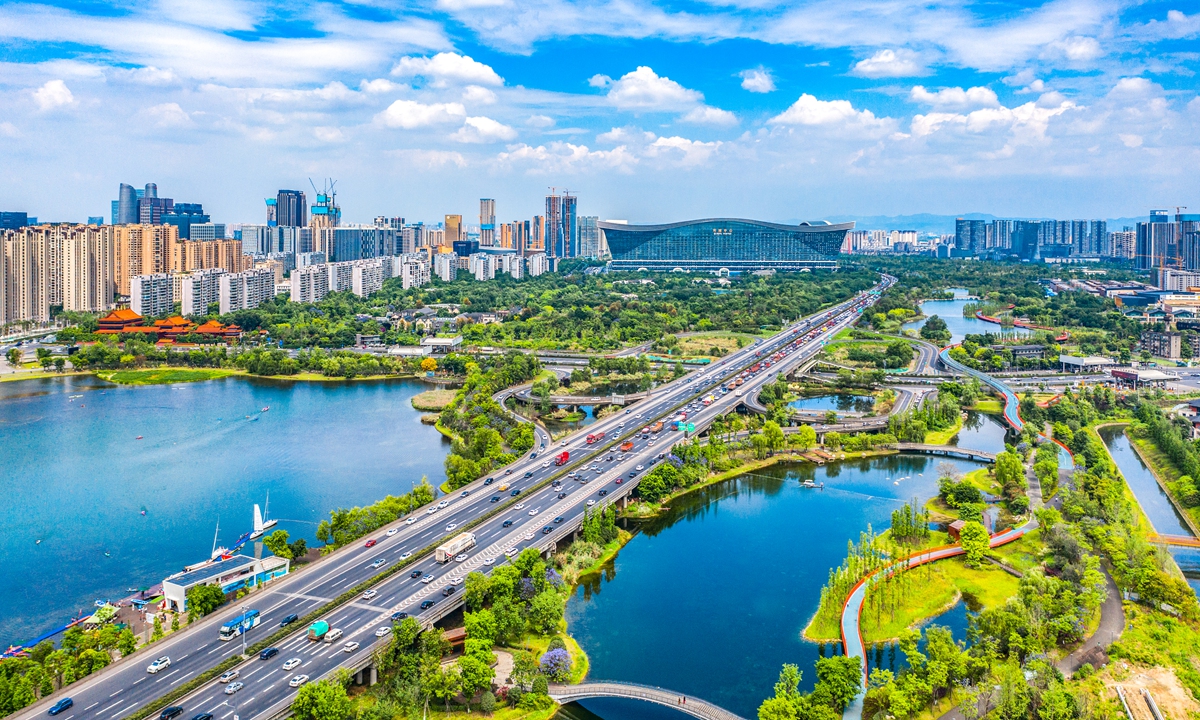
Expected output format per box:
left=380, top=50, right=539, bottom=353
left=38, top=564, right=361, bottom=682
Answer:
left=21, top=276, right=892, bottom=720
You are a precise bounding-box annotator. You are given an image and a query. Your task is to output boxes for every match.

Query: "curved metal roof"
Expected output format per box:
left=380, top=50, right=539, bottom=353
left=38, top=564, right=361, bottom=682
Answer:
left=596, top=218, right=854, bottom=233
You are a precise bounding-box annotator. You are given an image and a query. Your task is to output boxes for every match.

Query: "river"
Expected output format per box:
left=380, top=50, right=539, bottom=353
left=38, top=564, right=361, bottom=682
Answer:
left=902, top=288, right=1031, bottom=345
left=0, top=374, right=449, bottom=647
left=562, top=412, right=1012, bottom=720
left=1098, top=426, right=1200, bottom=595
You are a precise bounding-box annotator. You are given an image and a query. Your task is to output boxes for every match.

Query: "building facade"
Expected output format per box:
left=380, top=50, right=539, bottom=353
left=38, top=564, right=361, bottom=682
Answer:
left=219, top=268, right=276, bottom=314
left=479, top=199, right=496, bottom=247
left=130, top=273, right=174, bottom=317
left=61, top=225, right=115, bottom=312
left=180, top=268, right=226, bottom=316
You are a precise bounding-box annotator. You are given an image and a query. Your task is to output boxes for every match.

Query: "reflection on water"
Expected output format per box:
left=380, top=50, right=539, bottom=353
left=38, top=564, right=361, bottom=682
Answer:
left=902, top=288, right=1032, bottom=345
left=951, top=411, right=1015, bottom=455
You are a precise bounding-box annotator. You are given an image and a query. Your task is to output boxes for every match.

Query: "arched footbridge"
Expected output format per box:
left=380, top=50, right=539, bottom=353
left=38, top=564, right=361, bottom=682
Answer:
left=550, top=682, right=746, bottom=720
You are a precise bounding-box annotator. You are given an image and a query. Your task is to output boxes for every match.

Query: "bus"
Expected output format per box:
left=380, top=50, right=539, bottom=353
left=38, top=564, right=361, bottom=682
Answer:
left=219, top=609, right=260, bottom=641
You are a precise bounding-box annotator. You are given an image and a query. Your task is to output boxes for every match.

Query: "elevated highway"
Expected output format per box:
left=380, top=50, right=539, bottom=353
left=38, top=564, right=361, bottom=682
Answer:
left=18, top=277, right=893, bottom=720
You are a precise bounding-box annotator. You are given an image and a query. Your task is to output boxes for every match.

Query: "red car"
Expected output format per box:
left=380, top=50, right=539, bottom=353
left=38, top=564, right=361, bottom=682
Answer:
left=615, top=478, right=624, bottom=484
left=364, top=539, right=377, bottom=548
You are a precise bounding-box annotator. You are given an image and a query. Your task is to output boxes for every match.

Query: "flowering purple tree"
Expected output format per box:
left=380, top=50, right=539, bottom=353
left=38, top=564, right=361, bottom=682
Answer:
left=518, top=577, right=538, bottom=601
left=540, top=648, right=572, bottom=681
left=544, top=568, right=564, bottom=588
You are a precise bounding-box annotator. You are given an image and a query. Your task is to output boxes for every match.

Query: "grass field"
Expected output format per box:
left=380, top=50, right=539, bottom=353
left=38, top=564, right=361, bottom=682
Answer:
left=100, top=368, right=236, bottom=385
left=972, top=399, right=1004, bottom=414
left=411, top=388, right=457, bottom=411
left=675, top=331, right=761, bottom=358
left=923, top=415, right=964, bottom=445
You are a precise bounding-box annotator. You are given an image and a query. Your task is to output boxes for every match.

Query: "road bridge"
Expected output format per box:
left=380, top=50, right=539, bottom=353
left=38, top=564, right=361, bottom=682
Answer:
left=512, top=388, right=652, bottom=406
left=550, top=682, right=746, bottom=720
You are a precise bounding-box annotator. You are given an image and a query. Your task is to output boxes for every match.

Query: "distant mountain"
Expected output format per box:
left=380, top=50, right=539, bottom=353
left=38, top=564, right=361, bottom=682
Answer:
left=803, top=213, right=1151, bottom=235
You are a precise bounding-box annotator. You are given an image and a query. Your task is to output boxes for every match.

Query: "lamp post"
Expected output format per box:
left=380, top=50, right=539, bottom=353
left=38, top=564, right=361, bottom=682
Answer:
left=240, top=605, right=248, bottom=658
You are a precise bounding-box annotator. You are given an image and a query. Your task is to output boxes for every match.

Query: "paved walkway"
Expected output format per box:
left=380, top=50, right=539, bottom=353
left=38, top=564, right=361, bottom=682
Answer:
left=549, top=682, right=746, bottom=720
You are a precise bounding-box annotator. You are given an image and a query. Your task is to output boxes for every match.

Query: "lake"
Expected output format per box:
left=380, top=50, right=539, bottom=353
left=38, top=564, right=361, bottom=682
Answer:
left=0, top=374, right=449, bottom=647
left=902, top=288, right=1032, bottom=345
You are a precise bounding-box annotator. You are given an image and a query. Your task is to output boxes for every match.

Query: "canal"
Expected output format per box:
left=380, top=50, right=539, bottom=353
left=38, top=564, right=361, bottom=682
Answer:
left=562, top=411, right=1012, bottom=720
left=0, top=374, right=449, bottom=647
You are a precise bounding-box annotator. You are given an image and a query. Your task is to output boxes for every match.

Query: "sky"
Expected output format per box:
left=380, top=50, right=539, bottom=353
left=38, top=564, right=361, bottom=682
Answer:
left=1, top=0, right=1199, bottom=226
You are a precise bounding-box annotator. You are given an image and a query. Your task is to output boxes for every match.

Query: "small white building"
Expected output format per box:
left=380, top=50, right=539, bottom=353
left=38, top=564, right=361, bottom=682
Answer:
left=421, top=335, right=462, bottom=354
left=162, top=554, right=290, bottom=613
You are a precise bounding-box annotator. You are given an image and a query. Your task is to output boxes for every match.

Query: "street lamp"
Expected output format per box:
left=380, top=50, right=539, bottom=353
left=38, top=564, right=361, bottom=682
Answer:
left=240, top=605, right=248, bottom=658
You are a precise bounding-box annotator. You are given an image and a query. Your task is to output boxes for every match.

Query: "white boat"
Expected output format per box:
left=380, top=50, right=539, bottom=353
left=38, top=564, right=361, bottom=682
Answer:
left=262, top=491, right=277, bottom=532
left=250, top=504, right=265, bottom=539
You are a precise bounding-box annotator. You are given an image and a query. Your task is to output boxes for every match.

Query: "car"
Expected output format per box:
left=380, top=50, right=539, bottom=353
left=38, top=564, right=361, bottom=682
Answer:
left=523, top=471, right=533, bottom=478
left=449, top=575, right=464, bottom=585
left=504, top=547, right=518, bottom=557
left=541, top=460, right=550, bottom=468
left=560, top=440, right=567, bottom=446
left=425, top=507, right=437, bottom=515
left=482, top=557, right=495, bottom=566
left=224, top=682, right=244, bottom=695
left=628, top=470, right=638, bottom=477
left=191, top=714, right=213, bottom=720
left=442, top=585, right=457, bottom=596
left=615, top=478, right=624, bottom=484
left=385, top=528, right=398, bottom=537
left=454, top=553, right=468, bottom=562
left=363, top=589, right=378, bottom=600
left=587, top=499, right=596, bottom=506
left=624, top=410, right=631, bottom=415
left=406, top=517, right=416, bottom=525
left=365, top=539, right=377, bottom=548
left=484, top=477, right=495, bottom=485
left=400, top=551, right=412, bottom=560
left=420, top=600, right=436, bottom=609
left=280, top=613, right=299, bottom=627
left=160, top=708, right=184, bottom=720
left=437, top=500, right=449, bottom=509
left=370, top=558, right=386, bottom=569
left=375, top=626, right=392, bottom=638
left=540, top=526, right=552, bottom=534
left=528, top=507, right=539, bottom=516
left=557, top=492, right=567, bottom=499
left=599, top=490, right=608, bottom=497
left=530, top=452, right=538, bottom=459
left=460, top=490, right=471, bottom=497
left=505, top=468, right=513, bottom=474
left=283, top=658, right=303, bottom=671
left=445, top=523, right=458, bottom=531
left=554, top=516, right=564, bottom=523
left=421, top=574, right=435, bottom=583
left=289, top=675, right=310, bottom=688
left=147, top=656, right=171, bottom=674
left=502, top=519, right=514, bottom=528
left=391, top=611, right=409, bottom=621
left=259, top=647, right=279, bottom=661
left=523, top=531, right=535, bottom=540
left=343, top=641, right=360, bottom=653
left=47, top=698, right=73, bottom=716
left=491, top=495, right=501, bottom=503
left=515, top=503, right=525, bottom=510
left=410, top=569, right=422, bottom=579
left=220, top=669, right=240, bottom=683
left=635, top=465, right=645, bottom=471
left=512, top=488, right=521, bottom=495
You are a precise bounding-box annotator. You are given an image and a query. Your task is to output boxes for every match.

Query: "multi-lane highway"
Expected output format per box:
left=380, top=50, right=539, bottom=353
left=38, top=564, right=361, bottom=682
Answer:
left=20, top=275, right=892, bottom=720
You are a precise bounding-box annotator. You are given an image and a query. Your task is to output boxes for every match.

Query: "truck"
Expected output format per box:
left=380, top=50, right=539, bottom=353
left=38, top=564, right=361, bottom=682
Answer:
left=555, top=451, right=570, bottom=466
left=436, top=532, right=476, bottom=563
left=306, top=621, right=329, bottom=642
left=586, top=431, right=606, bottom=444
left=650, top=421, right=664, bottom=433
left=619, top=441, right=634, bottom=452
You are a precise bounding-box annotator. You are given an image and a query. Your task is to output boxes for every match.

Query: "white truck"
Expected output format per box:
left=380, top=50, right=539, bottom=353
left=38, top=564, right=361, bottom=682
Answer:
left=436, top=532, right=476, bottom=563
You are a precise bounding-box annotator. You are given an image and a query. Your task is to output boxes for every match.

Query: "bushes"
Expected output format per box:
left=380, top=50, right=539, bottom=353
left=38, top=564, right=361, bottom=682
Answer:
left=315, top=480, right=435, bottom=548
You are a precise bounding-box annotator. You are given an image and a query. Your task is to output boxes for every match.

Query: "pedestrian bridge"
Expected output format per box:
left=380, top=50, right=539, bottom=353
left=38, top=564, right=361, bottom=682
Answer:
left=549, top=682, right=746, bottom=720
left=1148, top=533, right=1200, bottom=547
left=892, top=443, right=996, bottom=463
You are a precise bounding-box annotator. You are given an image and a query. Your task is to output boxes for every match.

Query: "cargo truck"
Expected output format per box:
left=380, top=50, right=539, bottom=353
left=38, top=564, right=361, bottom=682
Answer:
left=586, top=431, right=606, bottom=444
left=619, top=441, right=634, bottom=452
left=650, top=421, right=664, bottom=433
left=307, top=621, right=329, bottom=642
left=436, top=532, right=476, bottom=563
left=555, top=451, right=570, bottom=466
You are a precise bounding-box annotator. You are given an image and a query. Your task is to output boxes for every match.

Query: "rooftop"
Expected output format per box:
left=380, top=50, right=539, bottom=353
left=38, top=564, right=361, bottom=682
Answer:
left=164, top=554, right=257, bottom=587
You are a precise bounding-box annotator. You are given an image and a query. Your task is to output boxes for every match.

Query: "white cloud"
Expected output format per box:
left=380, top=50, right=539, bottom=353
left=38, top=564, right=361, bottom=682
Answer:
left=451, top=116, right=517, bottom=143
left=388, top=148, right=467, bottom=169
left=495, top=141, right=639, bottom=174
left=1044, top=36, right=1102, bottom=62
left=1119, top=133, right=1143, bottom=148
left=910, top=98, right=1077, bottom=141
left=851, top=49, right=924, bottom=78
left=391, top=52, right=503, bottom=87
left=769, top=93, right=882, bottom=127
left=588, top=74, right=612, bottom=88
left=111, top=66, right=178, bottom=86
left=0, top=121, right=18, bottom=137
left=359, top=78, right=400, bottom=93
left=437, top=0, right=508, bottom=9
left=738, top=67, right=775, bottom=93
left=462, top=85, right=498, bottom=104
left=143, top=102, right=192, bottom=127
left=597, top=126, right=656, bottom=144
left=606, top=66, right=702, bottom=110
left=376, top=99, right=466, bottom=129
left=157, top=0, right=258, bottom=31
left=33, top=79, right=74, bottom=110
left=1138, top=9, right=1200, bottom=40
left=646, top=136, right=722, bottom=165
left=682, top=105, right=738, bottom=126
left=526, top=114, right=555, bottom=128
left=313, top=126, right=345, bottom=142
left=909, top=85, right=1000, bottom=109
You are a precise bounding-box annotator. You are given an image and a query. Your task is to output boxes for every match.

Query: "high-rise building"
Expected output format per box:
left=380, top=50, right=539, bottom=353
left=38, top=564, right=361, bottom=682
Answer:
left=265, top=197, right=277, bottom=227
left=1, top=212, right=29, bottom=231
left=577, top=216, right=600, bottom=258
left=240, top=225, right=272, bottom=256
left=114, top=224, right=177, bottom=296
left=61, top=224, right=115, bottom=312
left=116, top=183, right=140, bottom=225
left=562, top=193, right=577, bottom=257
left=1137, top=211, right=1179, bottom=271
left=130, top=273, right=173, bottom=317
left=219, top=268, right=276, bottom=314
left=275, top=190, right=307, bottom=227
left=180, top=268, right=226, bottom=316
left=954, top=219, right=987, bottom=256
left=433, top=253, right=457, bottom=282
left=290, top=264, right=331, bottom=303
left=351, top=260, right=384, bottom=298
left=138, top=184, right=174, bottom=225
left=3, top=229, right=50, bottom=322
left=310, top=189, right=339, bottom=230
left=331, top=226, right=397, bottom=262
left=468, top=253, right=496, bottom=281
left=445, top=215, right=463, bottom=246
left=479, top=200, right=496, bottom=247
left=527, top=253, right=550, bottom=277
left=163, top=203, right=210, bottom=239
left=189, top=223, right=226, bottom=241
left=1108, top=230, right=1136, bottom=260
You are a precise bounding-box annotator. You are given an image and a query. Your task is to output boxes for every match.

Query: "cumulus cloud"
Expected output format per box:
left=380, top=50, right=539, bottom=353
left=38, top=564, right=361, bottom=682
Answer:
left=851, top=49, right=924, bottom=78
left=1043, top=36, right=1102, bottom=62
left=909, top=86, right=1000, bottom=109
left=597, top=126, right=656, bottom=144
left=588, top=74, right=612, bottom=88
left=391, top=53, right=503, bottom=87
left=451, top=116, right=517, bottom=143
left=360, top=78, right=399, bottom=93
left=495, top=141, right=639, bottom=173
left=313, top=126, right=346, bottom=142
left=143, top=102, right=192, bottom=127
left=388, top=148, right=467, bottom=169
left=769, top=93, right=882, bottom=127
left=646, top=136, right=722, bottom=165
left=605, top=66, right=702, bottom=109
left=681, top=105, right=738, bottom=126
left=526, top=114, right=554, bottom=128
left=376, top=99, right=466, bottom=129
left=738, top=67, right=775, bottom=93
left=1119, top=133, right=1143, bottom=148
left=910, top=97, right=1077, bottom=142
left=33, top=79, right=74, bottom=110
left=462, top=85, right=498, bottom=104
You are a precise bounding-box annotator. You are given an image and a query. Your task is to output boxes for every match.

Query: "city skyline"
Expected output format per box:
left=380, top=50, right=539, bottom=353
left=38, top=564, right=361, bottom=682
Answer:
left=0, top=1, right=1197, bottom=223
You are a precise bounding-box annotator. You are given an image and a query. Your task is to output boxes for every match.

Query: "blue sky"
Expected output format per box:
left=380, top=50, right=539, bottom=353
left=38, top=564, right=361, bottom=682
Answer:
left=1, top=0, right=1198, bottom=227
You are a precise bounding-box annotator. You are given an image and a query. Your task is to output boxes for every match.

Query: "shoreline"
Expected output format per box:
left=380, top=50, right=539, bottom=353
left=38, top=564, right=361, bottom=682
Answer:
left=2, top=366, right=439, bottom=387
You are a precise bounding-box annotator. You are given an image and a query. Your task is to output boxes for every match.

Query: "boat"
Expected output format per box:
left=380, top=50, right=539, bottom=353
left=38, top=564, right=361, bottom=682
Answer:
left=136, top=436, right=143, bottom=440
left=262, top=491, right=277, bottom=532
left=261, top=406, right=269, bottom=412
left=250, top=504, right=265, bottom=539
left=104, top=551, right=111, bottom=557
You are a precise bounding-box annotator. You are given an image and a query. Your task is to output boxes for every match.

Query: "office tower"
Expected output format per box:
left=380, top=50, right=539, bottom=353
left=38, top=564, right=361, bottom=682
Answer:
left=240, top=225, right=272, bottom=255
left=189, top=223, right=226, bottom=241
left=954, top=219, right=987, bottom=255
left=114, top=224, right=177, bottom=296
left=275, top=190, right=307, bottom=227
left=545, top=193, right=563, bottom=258
left=445, top=215, right=463, bottom=245
left=311, top=188, right=340, bottom=241
left=989, top=220, right=1011, bottom=249
left=1, top=212, right=29, bottom=230
left=163, top=203, right=210, bottom=239
left=3, top=230, right=50, bottom=322
left=1089, top=221, right=1107, bottom=257
left=562, top=193, right=577, bottom=257
left=130, top=273, right=173, bottom=317
left=116, top=183, right=140, bottom=225
left=532, top=216, right=545, bottom=254
left=61, top=224, right=115, bottom=312
left=265, top=197, right=278, bottom=227
left=577, top=216, right=600, bottom=258
left=1178, top=213, right=1200, bottom=271
left=87, top=217, right=104, bottom=226
left=479, top=200, right=496, bottom=247
left=1137, top=211, right=1178, bottom=270
left=137, top=184, right=173, bottom=225
left=331, top=226, right=397, bottom=262
left=219, top=268, right=276, bottom=314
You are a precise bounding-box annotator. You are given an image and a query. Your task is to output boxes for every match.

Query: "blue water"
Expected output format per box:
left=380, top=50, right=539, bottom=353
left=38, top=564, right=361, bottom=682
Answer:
left=565, top=453, right=986, bottom=720
left=0, top=375, right=450, bottom=646
left=903, top=288, right=1031, bottom=345
left=1098, top=426, right=1200, bottom=596
left=951, top=410, right=1012, bottom=455
left=788, top=394, right=875, bottom=413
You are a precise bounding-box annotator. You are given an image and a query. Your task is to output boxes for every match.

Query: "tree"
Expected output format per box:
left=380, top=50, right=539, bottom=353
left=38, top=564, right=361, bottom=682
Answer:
left=464, top=609, right=497, bottom=643
left=457, top=654, right=495, bottom=704
left=118, top=628, right=137, bottom=656
left=823, top=410, right=839, bottom=425
left=814, top=656, right=863, bottom=711
left=54, top=357, right=66, bottom=372
left=292, top=679, right=352, bottom=720
left=796, top=425, right=817, bottom=452
left=420, top=357, right=438, bottom=373
left=480, top=691, right=497, bottom=715
left=527, top=590, right=564, bottom=634
left=264, top=529, right=293, bottom=559
left=151, top=616, right=164, bottom=642
left=994, top=451, right=1024, bottom=499
left=186, top=583, right=227, bottom=618
left=763, top=421, right=786, bottom=454
left=959, top=521, right=989, bottom=568
left=427, top=666, right=463, bottom=712
left=6, top=348, right=20, bottom=368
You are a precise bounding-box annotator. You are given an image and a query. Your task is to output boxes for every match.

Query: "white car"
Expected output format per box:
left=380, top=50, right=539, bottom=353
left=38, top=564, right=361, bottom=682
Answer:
left=343, top=641, right=360, bottom=653
left=386, top=528, right=398, bottom=537
left=224, top=682, right=243, bottom=695
left=523, top=531, right=535, bottom=540
left=445, top=523, right=458, bottom=531
left=406, top=517, right=416, bottom=525
left=420, top=574, right=435, bottom=584
left=437, top=500, right=449, bottom=509
left=587, top=499, right=597, bottom=506
left=363, top=589, right=378, bottom=600
left=147, top=656, right=170, bottom=674
left=219, top=669, right=239, bottom=683
left=289, top=675, right=310, bottom=688
left=560, top=440, right=567, bottom=446
left=455, top=553, right=468, bottom=562
left=283, top=658, right=302, bottom=671
left=483, top=557, right=495, bottom=566
left=449, top=576, right=464, bottom=585
left=375, top=626, right=392, bottom=638
left=541, top=461, right=550, bottom=468
left=370, top=558, right=386, bottom=569
left=425, top=507, right=437, bottom=515
left=504, top=547, right=518, bottom=557
left=399, top=551, right=412, bottom=560
left=514, top=503, right=525, bottom=510
left=635, top=465, right=645, bottom=471
left=528, top=507, right=539, bottom=516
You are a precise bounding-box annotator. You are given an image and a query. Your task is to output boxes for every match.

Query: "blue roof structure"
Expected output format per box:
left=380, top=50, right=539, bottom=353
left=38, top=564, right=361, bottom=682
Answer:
left=167, top=555, right=256, bottom=587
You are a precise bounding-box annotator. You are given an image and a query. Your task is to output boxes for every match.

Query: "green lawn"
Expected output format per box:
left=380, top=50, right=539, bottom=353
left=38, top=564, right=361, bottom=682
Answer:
left=100, top=368, right=236, bottom=385
left=923, top=415, right=964, bottom=445
left=972, top=399, right=1004, bottom=414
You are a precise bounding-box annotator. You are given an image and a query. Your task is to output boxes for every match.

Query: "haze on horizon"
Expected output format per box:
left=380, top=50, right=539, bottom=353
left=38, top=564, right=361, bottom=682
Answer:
left=0, top=0, right=1198, bottom=225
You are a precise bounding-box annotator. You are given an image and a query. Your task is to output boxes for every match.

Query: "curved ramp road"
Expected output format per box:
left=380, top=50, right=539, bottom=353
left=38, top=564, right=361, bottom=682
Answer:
left=18, top=277, right=894, bottom=720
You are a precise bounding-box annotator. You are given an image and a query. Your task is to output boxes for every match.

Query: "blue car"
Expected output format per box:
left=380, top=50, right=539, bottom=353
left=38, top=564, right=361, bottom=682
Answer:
left=48, top=699, right=73, bottom=716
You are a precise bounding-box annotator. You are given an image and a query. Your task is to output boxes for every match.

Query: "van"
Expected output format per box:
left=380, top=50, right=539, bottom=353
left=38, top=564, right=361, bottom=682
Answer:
left=324, top=628, right=344, bottom=643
